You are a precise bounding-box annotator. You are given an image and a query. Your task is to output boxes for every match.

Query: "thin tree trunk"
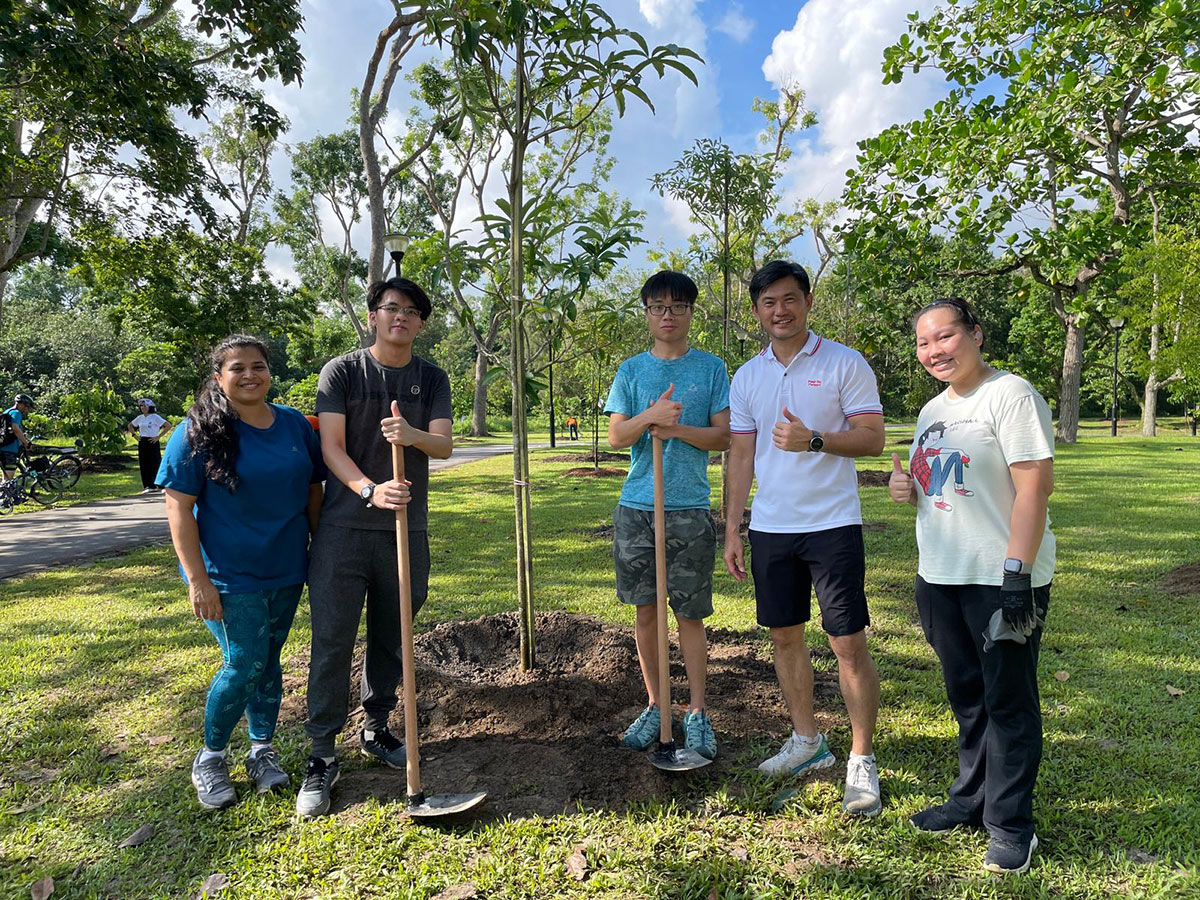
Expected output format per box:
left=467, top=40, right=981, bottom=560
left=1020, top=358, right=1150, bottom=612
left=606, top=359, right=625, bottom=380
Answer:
left=471, top=350, right=490, bottom=436
left=1142, top=193, right=1161, bottom=437
left=1056, top=314, right=1084, bottom=443
left=510, top=29, right=536, bottom=671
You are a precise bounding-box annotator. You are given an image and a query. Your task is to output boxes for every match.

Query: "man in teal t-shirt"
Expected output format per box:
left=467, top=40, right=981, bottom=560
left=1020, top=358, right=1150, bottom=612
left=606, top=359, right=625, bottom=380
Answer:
left=605, top=271, right=730, bottom=760
left=1, top=393, right=34, bottom=478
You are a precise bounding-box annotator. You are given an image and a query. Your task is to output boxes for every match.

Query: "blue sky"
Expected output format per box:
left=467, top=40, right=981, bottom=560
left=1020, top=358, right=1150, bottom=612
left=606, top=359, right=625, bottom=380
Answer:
left=255, top=0, right=950, bottom=279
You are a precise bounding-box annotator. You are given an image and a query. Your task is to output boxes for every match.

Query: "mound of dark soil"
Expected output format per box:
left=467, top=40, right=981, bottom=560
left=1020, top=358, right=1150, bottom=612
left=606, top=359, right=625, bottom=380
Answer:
left=546, top=451, right=629, bottom=463
left=280, top=611, right=841, bottom=820
left=563, top=466, right=626, bottom=477
left=1161, top=562, right=1200, bottom=596
left=857, top=470, right=891, bottom=487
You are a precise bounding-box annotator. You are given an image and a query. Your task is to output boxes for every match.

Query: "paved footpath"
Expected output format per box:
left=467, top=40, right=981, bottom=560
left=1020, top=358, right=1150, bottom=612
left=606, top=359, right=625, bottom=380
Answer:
left=0, top=441, right=549, bottom=583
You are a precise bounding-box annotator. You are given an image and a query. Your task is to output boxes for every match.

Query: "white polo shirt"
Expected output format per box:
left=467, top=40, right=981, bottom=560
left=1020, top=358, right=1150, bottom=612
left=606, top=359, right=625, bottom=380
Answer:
left=729, top=332, right=883, bottom=533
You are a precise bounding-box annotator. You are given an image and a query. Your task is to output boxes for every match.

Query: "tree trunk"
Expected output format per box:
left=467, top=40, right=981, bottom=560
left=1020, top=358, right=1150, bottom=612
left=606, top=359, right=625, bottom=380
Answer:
left=471, top=350, right=490, bottom=437
left=1056, top=314, right=1084, bottom=443
left=0, top=270, right=9, bottom=335
left=1142, top=193, right=1161, bottom=437
left=510, top=30, right=536, bottom=671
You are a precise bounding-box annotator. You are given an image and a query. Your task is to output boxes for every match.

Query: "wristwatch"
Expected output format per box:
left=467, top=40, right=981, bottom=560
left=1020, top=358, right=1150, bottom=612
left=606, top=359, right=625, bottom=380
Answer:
left=807, top=430, right=824, bottom=453
left=1003, top=557, right=1029, bottom=576
left=359, top=482, right=376, bottom=507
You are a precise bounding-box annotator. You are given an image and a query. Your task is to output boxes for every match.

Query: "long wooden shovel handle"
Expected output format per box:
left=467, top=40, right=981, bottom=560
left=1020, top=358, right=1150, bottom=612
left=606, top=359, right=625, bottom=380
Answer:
left=653, top=435, right=671, bottom=746
left=392, top=444, right=422, bottom=800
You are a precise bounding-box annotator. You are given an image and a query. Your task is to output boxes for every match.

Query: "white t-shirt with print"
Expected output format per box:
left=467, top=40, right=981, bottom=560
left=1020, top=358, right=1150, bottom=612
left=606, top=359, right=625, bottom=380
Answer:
left=131, top=413, right=168, bottom=439
left=730, top=332, right=883, bottom=533
left=910, top=371, right=1055, bottom=587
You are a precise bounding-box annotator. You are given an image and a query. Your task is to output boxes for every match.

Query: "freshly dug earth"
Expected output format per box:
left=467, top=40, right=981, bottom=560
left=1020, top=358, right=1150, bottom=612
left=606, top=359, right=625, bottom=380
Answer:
left=562, top=466, right=626, bottom=478
left=1160, top=562, right=1200, bottom=596
left=281, top=611, right=842, bottom=819
left=856, top=470, right=891, bottom=488
left=545, top=451, right=629, bottom=463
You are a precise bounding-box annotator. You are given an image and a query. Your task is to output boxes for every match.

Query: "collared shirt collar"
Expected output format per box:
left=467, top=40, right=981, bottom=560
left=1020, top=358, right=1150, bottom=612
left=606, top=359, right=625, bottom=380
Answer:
left=763, top=331, right=821, bottom=367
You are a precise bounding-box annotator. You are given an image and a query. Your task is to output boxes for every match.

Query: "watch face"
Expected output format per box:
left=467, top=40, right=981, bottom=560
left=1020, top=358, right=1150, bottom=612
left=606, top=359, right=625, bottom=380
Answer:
left=809, top=434, right=824, bottom=451
left=360, top=484, right=374, bottom=499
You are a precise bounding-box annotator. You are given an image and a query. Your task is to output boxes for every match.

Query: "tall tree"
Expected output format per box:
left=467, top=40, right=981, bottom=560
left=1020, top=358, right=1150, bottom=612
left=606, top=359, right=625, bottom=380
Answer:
left=0, top=0, right=304, bottom=330
left=426, top=0, right=700, bottom=669
left=843, top=0, right=1200, bottom=441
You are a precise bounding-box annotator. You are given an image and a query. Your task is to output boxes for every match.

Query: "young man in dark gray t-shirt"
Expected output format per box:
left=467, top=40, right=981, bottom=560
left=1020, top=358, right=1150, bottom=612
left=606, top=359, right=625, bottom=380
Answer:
left=297, top=277, right=453, bottom=818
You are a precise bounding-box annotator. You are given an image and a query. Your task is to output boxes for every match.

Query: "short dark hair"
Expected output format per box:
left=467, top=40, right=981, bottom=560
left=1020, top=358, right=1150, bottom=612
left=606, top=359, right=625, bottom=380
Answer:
left=366, top=277, right=432, bottom=320
left=640, top=270, right=698, bottom=305
left=749, top=261, right=811, bottom=304
left=912, top=297, right=980, bottom=331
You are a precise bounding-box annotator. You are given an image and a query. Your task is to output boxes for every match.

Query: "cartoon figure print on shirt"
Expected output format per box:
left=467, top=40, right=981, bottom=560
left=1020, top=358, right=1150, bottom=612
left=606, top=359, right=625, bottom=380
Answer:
left=909, top=420, right=974, bottom=512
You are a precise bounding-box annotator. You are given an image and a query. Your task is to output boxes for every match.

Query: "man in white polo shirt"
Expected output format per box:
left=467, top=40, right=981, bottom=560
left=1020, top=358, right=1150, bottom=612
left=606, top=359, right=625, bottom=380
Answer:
left=724, top=260, right=886, bottom=816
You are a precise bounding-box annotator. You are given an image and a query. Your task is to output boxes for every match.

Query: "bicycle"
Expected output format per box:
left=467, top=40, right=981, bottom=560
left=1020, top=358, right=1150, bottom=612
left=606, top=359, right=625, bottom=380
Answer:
left=29, top=440, right=83, bottom=488
left=0, top=446, right=65, bottom=511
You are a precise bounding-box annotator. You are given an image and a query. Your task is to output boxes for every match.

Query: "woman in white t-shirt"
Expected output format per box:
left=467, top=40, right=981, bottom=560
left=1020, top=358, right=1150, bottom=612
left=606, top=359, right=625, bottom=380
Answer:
left=129, top=398, right=170, bottom=493
left=889, top=297, right=1054, bottom=876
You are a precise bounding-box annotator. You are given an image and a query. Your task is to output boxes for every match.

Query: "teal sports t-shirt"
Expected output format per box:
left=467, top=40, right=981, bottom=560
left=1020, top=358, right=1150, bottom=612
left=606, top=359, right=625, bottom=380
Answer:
left=604, top=348, right=730, bottom=511
left=157, top=404, right=326, bottom=592
left=1, top=407, right=24, bottom=455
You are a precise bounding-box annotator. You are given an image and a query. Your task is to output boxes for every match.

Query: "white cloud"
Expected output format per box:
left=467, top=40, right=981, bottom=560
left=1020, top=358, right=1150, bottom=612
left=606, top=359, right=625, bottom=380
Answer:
left=761, top=0, right=944, bottom=208
left=714, top=3, right=754, bottom=44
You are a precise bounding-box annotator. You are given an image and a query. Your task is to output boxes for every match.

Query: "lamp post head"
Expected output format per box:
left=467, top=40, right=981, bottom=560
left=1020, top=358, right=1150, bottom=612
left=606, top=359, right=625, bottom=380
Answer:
left=1109, top=316, right=1126, bottom=330
left=383, top=232, right=410, bottom=269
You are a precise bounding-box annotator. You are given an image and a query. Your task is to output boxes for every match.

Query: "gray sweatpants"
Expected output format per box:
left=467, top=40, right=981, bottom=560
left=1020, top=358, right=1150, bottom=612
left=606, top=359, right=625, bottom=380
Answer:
left=304, top=521, right=430, bottom=757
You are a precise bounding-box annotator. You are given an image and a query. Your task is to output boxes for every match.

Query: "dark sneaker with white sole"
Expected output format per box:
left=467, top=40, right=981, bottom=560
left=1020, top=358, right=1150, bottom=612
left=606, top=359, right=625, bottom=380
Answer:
left=191, top=751, right=237, bottom=810
left=245, top=746, right=289, bottom=794
left=295, top=757, right=340, bottom=818
left=983, top=833, right=1038, bottom=875
left=360, top=726, right=406, bottom=768
left=910, top=803, right=980, bottom=834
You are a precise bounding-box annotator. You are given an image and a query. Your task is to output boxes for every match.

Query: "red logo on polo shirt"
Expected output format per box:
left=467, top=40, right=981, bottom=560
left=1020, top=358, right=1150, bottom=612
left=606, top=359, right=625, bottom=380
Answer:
left=808, top=379, right=823, bottom=387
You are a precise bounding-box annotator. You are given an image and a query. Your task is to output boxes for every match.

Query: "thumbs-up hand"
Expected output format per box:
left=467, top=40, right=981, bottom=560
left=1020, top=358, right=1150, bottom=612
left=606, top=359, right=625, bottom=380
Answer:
left=889, top=452, right=915, bottom=504
left=381, top=399, right=417, bottom=447
left=644, top=383, right=683, bottom=432
left=772, top=406, right=813, bottom=452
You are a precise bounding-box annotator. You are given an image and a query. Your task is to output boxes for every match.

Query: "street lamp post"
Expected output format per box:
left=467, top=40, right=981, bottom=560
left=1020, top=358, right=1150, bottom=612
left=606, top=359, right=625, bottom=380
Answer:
left=1109, top=316, right=1125, bottom=438
left=383, top=232, right=410, bottom=273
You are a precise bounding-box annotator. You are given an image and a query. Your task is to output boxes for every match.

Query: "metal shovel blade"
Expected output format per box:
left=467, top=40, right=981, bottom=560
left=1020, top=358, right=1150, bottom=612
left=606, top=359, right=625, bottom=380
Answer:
left=405, top=790, right=488, bottom=818
left=650, top=742, right=713, bottom=772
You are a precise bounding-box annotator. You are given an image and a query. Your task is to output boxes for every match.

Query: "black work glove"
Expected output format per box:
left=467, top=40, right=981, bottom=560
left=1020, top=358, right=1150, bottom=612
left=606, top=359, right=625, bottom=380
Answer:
left=1000, top=572, right=1036, bottom=634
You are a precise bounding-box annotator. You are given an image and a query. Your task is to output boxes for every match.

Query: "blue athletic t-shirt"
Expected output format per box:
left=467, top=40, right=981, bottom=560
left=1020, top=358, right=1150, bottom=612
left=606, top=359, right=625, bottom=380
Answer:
left=1, top=407, right=24, bottom=455
left=156, top=404, right=326, bottom=592
left=604, top=348, right=730, bottom=511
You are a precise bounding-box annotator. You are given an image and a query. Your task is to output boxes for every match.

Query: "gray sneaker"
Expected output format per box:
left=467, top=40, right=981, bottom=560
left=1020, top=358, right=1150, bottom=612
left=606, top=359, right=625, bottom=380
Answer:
left=842, top=754, right=882, bottom=816
left=245, top=746, right=289, bottom=794
left=191, top=751, right=237, bottom=810
left=295, top=756, right=340, bottom=818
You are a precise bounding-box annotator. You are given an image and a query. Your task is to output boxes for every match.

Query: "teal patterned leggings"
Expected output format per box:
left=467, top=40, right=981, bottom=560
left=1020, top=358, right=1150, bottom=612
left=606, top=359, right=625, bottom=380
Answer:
left=203, top=584, right=303, bottom=750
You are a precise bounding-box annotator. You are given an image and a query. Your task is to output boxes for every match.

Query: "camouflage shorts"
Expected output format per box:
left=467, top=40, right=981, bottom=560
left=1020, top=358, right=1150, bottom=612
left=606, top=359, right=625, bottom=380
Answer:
left=612, top=504, right=716, bottom=620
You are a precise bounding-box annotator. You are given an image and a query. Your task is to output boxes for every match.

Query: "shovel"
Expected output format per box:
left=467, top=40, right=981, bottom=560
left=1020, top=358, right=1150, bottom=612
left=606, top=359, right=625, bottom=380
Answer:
left=647, top=435, right=713, bottom=773
left=392, top=444, right=487, bottom=817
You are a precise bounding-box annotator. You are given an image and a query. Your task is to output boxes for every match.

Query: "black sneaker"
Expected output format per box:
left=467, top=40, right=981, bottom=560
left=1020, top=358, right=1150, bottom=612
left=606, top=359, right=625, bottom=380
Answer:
left=910, top=803, right=979, bottom=834
left=360, top=726, right=406, bottom=769
left=983, top=833, right=1038, bottom=875
left=191, top=751, right=237, bottom=810
left=245, top=745, right=289, bottom=794
left=295, top=757, right=340, bottom=818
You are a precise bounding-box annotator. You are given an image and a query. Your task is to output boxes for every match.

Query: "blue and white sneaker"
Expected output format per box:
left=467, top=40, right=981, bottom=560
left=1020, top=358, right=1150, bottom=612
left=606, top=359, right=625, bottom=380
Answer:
left=757, top=732, right=836, bottom=778
left=622, top=705, right=663, bottom=750
left=682, top=709, right=717, bottom=760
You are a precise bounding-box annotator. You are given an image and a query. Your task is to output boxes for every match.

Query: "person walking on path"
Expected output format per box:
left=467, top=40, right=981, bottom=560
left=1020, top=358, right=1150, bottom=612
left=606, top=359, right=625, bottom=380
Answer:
left=889, top=297, right=1055, bottom=875
left=1, top=393, right=35, bottom=478
left=129, top=398, right=170, bottom=492
left=606, top=271, right=730, bottom=761
left=157, top=335, right=326, bottom=810
left=296, top=276, right=453, bottom=818
left=723, top=260, right=886, bottom=816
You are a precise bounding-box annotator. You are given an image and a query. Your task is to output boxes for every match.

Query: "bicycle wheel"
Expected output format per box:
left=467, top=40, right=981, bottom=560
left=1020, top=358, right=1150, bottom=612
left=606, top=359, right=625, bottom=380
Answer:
left=51, top=455, right=82, bottom=488
left=27, top=470, right=64, bottom=505
left=50, top=456, right=82, bottom=489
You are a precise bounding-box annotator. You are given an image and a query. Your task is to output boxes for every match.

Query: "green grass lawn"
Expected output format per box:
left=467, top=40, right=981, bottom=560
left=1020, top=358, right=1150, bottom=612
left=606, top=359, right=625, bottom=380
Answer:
left=1, top=435, right=1198, bottom=898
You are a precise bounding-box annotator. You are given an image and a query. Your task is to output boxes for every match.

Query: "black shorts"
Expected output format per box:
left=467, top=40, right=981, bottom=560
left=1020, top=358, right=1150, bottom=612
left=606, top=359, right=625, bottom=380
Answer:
left=748, top=524, right=869, bottom=636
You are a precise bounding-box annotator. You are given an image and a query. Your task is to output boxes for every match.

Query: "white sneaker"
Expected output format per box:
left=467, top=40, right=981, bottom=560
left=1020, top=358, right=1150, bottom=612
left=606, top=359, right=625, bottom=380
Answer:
left=842, top=753, right=882, bottom=816
left=757, top=732, right=836, bottom=778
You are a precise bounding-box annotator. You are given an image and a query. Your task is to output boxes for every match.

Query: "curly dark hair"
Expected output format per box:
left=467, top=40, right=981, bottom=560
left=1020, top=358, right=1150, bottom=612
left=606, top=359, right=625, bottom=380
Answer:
left=186, top=335, right=270, bottom=492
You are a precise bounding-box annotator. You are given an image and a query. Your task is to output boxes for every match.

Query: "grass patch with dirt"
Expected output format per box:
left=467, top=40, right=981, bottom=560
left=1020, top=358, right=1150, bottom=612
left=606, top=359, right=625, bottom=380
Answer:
left=1, top=437, right=1198, bottom=898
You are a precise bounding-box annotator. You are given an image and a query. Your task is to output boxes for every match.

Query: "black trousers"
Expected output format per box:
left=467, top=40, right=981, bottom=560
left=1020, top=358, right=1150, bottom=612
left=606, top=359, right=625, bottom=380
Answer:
left=304, top=522, right=430, bottom=757
left=915, top=576, right=1048, bottom=843
left=137, top=438, right=161, bottom=489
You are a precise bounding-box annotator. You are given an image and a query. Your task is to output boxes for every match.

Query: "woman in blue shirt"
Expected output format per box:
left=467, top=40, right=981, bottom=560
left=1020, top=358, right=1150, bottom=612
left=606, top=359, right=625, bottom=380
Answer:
left=158, top=335, right=325, bottom=810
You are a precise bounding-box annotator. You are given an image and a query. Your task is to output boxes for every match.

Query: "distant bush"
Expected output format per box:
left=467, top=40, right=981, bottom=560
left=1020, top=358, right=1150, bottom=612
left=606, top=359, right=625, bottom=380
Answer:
left=284, top=373, right=320, bottom=415
left=60, top=385, right=126, bottom=456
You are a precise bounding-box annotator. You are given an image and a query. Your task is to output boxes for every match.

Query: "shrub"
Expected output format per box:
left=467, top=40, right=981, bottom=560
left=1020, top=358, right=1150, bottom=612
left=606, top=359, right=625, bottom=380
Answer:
left=59, top=385, right=127, bottom=456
